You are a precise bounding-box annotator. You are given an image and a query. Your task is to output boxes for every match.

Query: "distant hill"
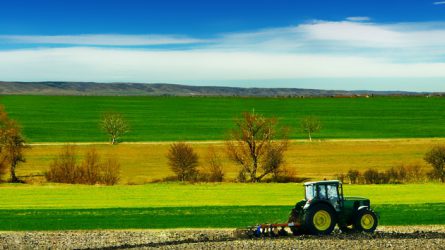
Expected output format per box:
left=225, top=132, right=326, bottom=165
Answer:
left=0, top=81, right=437, bottom=97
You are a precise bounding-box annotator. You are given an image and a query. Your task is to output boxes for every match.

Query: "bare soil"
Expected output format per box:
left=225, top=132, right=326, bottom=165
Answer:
left=1, top=226, right=444, bottom=250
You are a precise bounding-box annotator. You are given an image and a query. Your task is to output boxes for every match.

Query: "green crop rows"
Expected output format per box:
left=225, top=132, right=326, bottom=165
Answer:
left=0, top=183, right=444, bottom=230
left=1, top=95, right=444, bottom=142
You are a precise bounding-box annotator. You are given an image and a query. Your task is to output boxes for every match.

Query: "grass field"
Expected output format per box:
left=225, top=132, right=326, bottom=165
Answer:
left=17, top=139, right=441, bottom=183
left=1, top=95, right=445, bottom=142
left=0, top=183, right=444, bottom=230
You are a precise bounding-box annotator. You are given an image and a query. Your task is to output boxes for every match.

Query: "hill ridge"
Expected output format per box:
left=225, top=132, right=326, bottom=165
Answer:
left=0, top=81, right=437, bottom=97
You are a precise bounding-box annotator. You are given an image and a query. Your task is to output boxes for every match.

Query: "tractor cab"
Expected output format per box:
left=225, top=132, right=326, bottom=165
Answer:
left=304, top=180, right=343, bottom=211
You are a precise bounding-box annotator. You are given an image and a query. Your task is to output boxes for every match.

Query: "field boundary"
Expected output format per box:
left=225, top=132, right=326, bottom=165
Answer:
left=26, top=137, right=445, bottom=146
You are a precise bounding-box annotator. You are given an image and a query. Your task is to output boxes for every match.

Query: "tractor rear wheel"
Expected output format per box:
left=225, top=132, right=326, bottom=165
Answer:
left=354, top=209, right=378, bottom=233
left=304, top=204, right=336, bottom=235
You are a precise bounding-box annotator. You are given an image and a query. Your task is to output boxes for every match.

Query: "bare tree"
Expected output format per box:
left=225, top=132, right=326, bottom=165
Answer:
left=100, top=112, right=129, bottom=145
left=226, top=112, right=288, bottom=183
left=46, top=145, right=78, bottom=183
left=100, top=158, right=120, bottom=185
left=79, top=148, right=101, bottom=184
left=0, top=105, right=28, bottom=183
left=167, top=142, right=199, bottom=182
left=300, top=116, right=321, bottom=141
left=203, top=146, right=225, bottom=182
left=424, top=145, right=445, bottom=182
left=46, top=145, right=120, bottom=185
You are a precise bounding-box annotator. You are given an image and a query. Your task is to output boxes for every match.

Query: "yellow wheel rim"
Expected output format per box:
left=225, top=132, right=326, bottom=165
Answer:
left=360, top=214, right=375, bottom=230
left=313, top=210, right=331, bottom=231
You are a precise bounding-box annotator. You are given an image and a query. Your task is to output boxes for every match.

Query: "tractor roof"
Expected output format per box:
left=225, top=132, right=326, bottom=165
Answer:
left=304, top=180, right=341, bottom=186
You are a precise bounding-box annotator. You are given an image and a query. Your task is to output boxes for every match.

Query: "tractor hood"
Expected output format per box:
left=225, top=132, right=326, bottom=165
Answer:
left=343, top=196, right=369, bottom=201
left=343, top=196, right=371, bottom=207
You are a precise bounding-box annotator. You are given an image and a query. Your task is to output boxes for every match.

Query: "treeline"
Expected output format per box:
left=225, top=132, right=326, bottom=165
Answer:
left=338, top=161, right=443, bottom=185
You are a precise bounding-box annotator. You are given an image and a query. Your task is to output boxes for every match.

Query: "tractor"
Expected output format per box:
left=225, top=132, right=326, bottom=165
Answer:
left=287, top=180, right=378, bottom=235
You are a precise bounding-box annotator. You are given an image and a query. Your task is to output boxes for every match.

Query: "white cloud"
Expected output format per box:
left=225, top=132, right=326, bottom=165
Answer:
left=346, top=16, right=371, bottom=22
left=0, top=34, right=205, bottom=46
left=1, top=47, right=445, bottom=83
left=434, top=1, right=445, bottom=5
left=1, top=19, right=445, bottom=91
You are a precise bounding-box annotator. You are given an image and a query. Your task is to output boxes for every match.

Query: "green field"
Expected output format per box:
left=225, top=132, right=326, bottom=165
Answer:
left=1, top=183, right=444, bottom=230
left=1, top=95, right=444, bottom=142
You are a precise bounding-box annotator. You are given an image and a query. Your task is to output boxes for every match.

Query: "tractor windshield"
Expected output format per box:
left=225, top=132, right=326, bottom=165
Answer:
left=305, top=185, right=315, bottom=200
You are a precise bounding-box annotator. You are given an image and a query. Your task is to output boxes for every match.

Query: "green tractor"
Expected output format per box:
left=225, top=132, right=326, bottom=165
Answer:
left=288, top=180, right=378, bottom=235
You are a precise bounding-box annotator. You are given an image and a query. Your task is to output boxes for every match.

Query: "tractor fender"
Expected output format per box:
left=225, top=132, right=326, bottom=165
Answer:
left=357, top=206, right=380, bottom=219
left=357, top=205, right=370, bottom=212
left=304, top=200, right=336, bottom=213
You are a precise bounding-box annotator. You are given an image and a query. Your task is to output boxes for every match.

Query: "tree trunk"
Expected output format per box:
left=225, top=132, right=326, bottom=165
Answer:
left=251, top=160, right=258, bottom=182
left=308, top=132, right=312, bottom=141
left=111, top=136, right=116, bottom=145
left=10, top=163, right=19, bottom=183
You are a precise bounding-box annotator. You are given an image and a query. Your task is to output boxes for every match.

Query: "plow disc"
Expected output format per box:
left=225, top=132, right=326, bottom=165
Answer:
left=235, top=222, right=301, bottom=238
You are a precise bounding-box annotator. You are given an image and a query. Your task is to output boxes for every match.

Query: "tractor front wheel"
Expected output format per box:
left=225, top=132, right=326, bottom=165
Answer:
left=354, top=209, right=378, bottom=233
left=304, top=204, right=336, bottom=235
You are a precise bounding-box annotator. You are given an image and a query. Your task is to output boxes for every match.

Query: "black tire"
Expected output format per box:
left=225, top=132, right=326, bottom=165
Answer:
left=303, top=203, right=337, bottom=235
left=354, top=209, right=378, bottom=233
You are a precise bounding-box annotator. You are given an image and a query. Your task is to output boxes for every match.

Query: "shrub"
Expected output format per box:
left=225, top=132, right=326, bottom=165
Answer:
left=363, top=169, right=379, bottom=184
left=201, top=146, right=224, bottom=182
left=424, top=145, right=445, bottom=183
left=78, top=148, right=101, bottom=184
left=336, top=173, right=346, bottom=183
left=46, top=146, right=120, bottom=185
left=99, top=158, right=120, bottom=185
left=45, top=145, right=78, bottom=184
left=385, top=167, right=400, bottom=183
left=167, top=142, right=199, bottom=182
left=347, top=169, right=360, bottom=184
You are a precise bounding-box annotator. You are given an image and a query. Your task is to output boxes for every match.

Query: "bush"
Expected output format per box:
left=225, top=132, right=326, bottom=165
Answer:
left=46, top=146, right=120, bottom=185
left=363, top=168, right=380, bottom=184
left=347, top=169, right=360, bottom=184
left=201, top=146, right=224, bottom=182
left=167, top=142, right=199, bottom=182
left=99, top=158, right=120, bottom=185
left=45, top=145, right=78, bottom=184
left=424, top=145, right=445, bottom=183
left=78, top=148, right=101, bottom=185
left=336, top=173, right=346, bottom=183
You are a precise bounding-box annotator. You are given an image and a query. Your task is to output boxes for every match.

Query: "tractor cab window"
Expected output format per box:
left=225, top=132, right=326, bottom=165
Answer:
left=318, top=185, right=327, bottom=199
left=305, top=185, right=315, bottom=200
left=327, top=184, right=339, bottom=200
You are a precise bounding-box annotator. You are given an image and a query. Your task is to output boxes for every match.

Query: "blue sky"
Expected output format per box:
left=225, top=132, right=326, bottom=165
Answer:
left=1, top=0, right=445, bottom=91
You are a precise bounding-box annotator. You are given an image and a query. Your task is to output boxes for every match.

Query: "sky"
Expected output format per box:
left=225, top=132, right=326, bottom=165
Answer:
left=0, top=0, right=445, bottom=91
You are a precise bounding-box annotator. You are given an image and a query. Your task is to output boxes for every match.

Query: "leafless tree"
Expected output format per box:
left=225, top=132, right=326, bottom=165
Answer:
left=300, top=116, right=321, bottom=141
left=79, top=148, right=101, bottom=184
left=46, top=145, right=120, bottom=185
left=203, top=146, right=225, bottom=182
left=45, top=145, right=78, bottom=183
left=424, top=145, right=445, bottom=182
left=167, top=142, right=199, bottom=182
left=226, top=112, right=288, bottom=182
left=0, top=105, right=28, bottom=183
left=101, top=112, right=129, bottom=145
left=100, top=158, right=120, bottom=185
